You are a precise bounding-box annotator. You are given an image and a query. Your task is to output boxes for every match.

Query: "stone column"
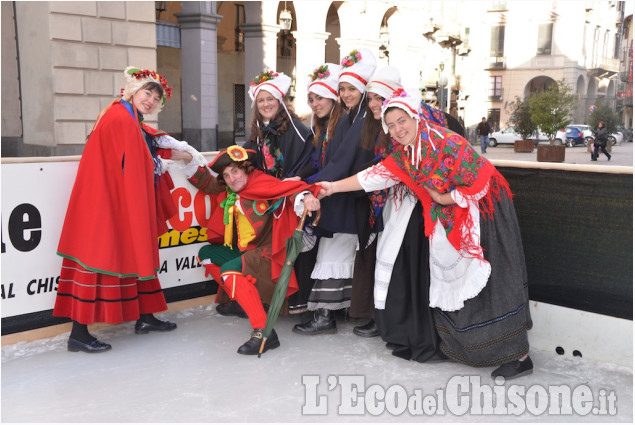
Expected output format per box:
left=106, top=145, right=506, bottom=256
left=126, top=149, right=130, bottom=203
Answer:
left=291, top=31, right=330, bottom=118
left=240, top=23, right=280, bottom=131
left=177, top=2, right=222, bottom=152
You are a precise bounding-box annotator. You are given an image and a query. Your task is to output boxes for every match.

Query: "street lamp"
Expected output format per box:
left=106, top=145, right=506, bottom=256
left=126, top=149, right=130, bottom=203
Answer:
left=279, top=1, right=292, bottom=31
left=437, top=62, right=448, bottom=112
left=379, top=22, right=389, bottom=61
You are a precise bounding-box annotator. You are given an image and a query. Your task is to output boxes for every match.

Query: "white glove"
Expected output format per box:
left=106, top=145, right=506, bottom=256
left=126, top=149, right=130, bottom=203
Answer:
left=156, top=134, right=188, bottom=151
left=184, top=144, right=208, bottom=167
left=176, top=157, right=203, bottom=179
left=157, top=156, right=175, bottom=175
left=294, top=191, right=310, bottom=217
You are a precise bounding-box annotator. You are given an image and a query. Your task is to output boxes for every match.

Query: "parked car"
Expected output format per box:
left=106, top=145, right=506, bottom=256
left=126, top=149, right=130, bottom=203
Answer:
left=608, top=131, right=623, bottom=145
left=488, top=126, right=549, bottom=147
left=563, top=126, right=585, bottom=147
left=616, top=125, right=632, bottom=143
left=555, top=124, right=594, bottom=146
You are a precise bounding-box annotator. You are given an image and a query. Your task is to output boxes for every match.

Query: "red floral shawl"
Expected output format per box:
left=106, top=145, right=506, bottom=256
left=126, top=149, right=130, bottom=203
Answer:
left=381, top=121, right=511, bottom=259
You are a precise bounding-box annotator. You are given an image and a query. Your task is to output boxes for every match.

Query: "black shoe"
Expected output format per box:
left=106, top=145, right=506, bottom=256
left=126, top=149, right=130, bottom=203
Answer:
left=67, top=337, right=112, bottom=353
left=491, top=356, right=534, bottom=380
left=353, top=319, right=380, bottom=338
left=215, top=301, right=248, bottom=318
left=292, top=308, right=337, bottom=335
left=608, top=155, right=611, bottom=161
left=134, top=319, right=177, bottom=334
left=237, top=328, right=280, bottom=355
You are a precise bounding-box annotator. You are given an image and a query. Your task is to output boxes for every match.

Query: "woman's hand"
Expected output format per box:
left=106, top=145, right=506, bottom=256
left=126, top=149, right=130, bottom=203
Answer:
left=424, top=186, right=454, bottom=205
left=303, top=193, right=320, bottom=216
left=316, top=181, right=334, bottom=199
left=171, top=149, right=193, bottom=163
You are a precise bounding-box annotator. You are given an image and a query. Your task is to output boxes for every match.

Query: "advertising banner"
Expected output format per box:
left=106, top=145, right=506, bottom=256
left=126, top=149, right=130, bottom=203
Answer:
left=1, top=156, right=216, bottom=320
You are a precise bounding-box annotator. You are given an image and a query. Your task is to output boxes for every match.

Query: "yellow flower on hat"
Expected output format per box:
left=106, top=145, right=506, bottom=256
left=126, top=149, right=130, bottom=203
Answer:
left=227, top=145, right=249, bottom=162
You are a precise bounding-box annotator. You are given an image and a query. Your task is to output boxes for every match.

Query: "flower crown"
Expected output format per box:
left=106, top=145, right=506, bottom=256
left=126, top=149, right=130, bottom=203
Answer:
left=341, top=49, right=362, bottom=68
left=124, top=67, right=173, bottom=104
left=382, top=88, right=410, bottom=107
left=251, top=70, right=279, bottom=86
left=308, top=64, right=331, bottom=82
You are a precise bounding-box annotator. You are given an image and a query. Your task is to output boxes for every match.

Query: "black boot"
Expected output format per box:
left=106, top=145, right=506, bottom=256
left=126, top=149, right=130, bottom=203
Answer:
left=292, top=308, right=337, bottom=335
left=491, top=356, right=534, bottom=380
left=237, top=328, right=280, bottom=355
left=216, top=300, right=248, bottom=318
left=353, top=319, right=379, bottom=338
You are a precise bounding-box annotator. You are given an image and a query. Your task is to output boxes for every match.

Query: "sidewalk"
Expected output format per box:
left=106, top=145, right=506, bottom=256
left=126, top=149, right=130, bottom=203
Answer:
left=481, top=141, right=633, bottom=167
left=2, top=301, right=633, bottom=423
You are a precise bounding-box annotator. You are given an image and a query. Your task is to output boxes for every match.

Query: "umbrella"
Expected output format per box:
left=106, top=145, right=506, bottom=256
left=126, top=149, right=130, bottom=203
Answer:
left=258, top=208, right=321, bottom=357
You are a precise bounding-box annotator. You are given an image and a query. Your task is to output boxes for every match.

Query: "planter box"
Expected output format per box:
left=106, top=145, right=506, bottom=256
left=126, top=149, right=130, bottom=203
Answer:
left=537, top=145, right=565, bottom=162
left=514, top=139, right=535, bottom=152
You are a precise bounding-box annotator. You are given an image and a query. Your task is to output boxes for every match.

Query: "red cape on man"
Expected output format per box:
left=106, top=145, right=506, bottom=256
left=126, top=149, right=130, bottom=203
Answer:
left=205, top=170, right=320, bottom=296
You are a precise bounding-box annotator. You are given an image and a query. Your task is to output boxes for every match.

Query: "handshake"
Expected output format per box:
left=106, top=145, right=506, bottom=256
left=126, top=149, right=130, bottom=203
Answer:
left=155, top=134, right=208, bottom=178
left=316, top=182, right=334, bottom=199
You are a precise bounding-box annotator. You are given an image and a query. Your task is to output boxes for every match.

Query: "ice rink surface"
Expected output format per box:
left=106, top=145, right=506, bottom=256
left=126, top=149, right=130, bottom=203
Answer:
left=2, top=303, right=632, bottom=423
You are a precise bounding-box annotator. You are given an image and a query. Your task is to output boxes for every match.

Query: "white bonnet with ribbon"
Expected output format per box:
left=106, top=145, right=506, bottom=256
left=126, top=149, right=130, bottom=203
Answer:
left=307, top=63, right=340, bottom=101
left=338, top=48, right=377, bottom=93
left=248, top=70, right=291, bottom=102
left=367, top=66, right=402, bottom=101
left=380, top=88, right=422, bottom=134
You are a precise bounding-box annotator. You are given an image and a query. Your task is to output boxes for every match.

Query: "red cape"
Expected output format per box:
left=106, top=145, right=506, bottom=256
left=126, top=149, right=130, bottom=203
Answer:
left=57, top=100, right=174, bottom=279
left=206, top=170, right=320, bottom=296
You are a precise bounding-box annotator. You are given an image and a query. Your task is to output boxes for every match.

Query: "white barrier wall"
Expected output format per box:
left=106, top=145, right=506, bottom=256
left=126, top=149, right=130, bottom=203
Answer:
left=1, top=156, right=216, bottom=320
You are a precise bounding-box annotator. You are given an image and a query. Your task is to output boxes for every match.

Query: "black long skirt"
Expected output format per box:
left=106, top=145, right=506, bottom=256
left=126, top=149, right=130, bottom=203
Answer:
left=375, top=202, right=444, bottom=362
left=432, top=191, right=532, bottom=367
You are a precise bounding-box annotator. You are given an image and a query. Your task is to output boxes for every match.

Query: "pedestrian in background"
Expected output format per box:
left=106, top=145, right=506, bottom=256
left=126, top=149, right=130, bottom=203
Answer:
left=591, top=121, right=611, bottom=161
left=476, top=117, right=492, bottom=154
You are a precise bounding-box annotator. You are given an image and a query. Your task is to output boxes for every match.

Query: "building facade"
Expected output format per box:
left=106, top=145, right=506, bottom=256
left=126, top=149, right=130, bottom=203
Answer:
left=1, top=1, right=630, bottom=156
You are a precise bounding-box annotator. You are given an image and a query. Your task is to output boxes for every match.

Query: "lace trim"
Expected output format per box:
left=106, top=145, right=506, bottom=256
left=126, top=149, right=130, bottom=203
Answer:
left=310, top=262, right=354, bottom=279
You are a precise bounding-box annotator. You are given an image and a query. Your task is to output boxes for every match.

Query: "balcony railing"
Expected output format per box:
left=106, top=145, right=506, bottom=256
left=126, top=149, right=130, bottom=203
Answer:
left=589, top=57, right=620, bottom=78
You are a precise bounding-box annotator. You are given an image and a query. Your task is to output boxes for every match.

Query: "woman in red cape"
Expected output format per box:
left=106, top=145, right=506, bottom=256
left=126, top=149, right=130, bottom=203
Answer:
left=54, top=66, right=206, bottom=353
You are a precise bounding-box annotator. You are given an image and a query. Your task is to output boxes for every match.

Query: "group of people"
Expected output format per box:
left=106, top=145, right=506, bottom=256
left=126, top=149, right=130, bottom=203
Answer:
left=53, top=48, right=534, bottom=381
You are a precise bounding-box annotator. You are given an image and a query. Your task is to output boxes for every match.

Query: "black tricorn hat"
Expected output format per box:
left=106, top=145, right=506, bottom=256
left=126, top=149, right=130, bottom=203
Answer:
left=209, top=145, right=257, bottom=174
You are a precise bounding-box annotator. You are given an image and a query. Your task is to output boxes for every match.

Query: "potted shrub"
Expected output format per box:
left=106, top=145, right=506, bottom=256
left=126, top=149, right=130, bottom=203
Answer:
left=508, top=96, right=538, bottom=153
left=529, top=79, right=575, bottom=162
